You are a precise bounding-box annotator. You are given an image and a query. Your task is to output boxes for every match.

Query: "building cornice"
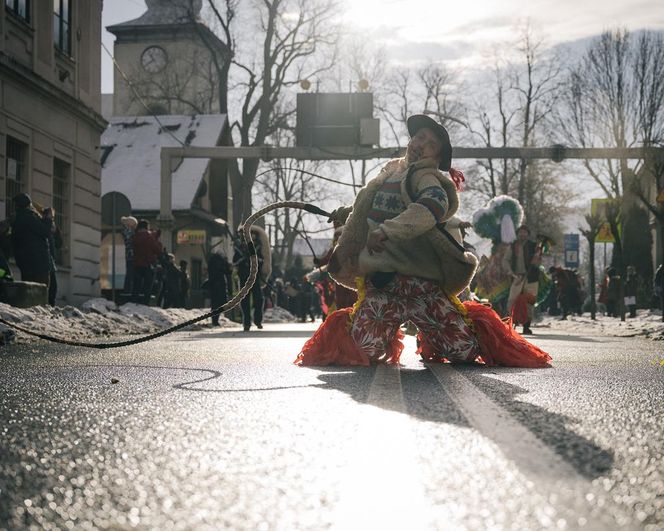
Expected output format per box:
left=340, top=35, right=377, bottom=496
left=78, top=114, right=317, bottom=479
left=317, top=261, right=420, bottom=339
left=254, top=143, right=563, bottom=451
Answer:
left=0, top=52, right=108, bottom=133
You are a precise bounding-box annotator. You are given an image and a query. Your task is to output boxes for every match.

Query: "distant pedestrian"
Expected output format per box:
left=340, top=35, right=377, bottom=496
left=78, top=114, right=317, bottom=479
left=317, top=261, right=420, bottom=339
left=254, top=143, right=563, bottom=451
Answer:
left=606, top=267, right=621, bottom=317
left=10, top=193, right=52, bottom=289
left=205, top=252, right=232, bottom=326
left=654, top=263, right=663, bottom=322
left=624, top=265, right=637, bottom=318
left=0, top=219, right=13, bottom=282
left=297, top=277, right=315, bottom=322
left=161, top=254, right=182, bottom=309
left=178, top=260, right=190, bottom=308
left=120, top=216, right=137, bottom=293
left=550, top=267, right=582, bottom=320
left=42, top=207, right=62, bottom=305
left=505, top=225, right=541, bottom=335
left=598, top=267, right=610, bottom=315
left=131, top=219, right=162, bottom=305
left=233, top=227, right=271, bottom=331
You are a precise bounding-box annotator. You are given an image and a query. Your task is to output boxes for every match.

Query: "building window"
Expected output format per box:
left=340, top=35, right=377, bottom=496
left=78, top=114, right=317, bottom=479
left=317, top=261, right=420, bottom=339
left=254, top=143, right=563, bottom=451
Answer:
left=52, top=158, right=70, bottom=266
left=5, top=136, right=27, bottom=219
left=5, top=0, right=29, bottom=22
left=53, top=0, right=71, bottom=55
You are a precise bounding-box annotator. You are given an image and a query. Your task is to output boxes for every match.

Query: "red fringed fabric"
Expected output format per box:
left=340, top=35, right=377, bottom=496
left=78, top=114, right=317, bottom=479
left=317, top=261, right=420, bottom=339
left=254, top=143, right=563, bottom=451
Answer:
left=463, top=301, right=551, bottom=368
left=294, top=308, right=369, bottom=366
left=294, top=302, right=550, bottom=368
left=381, top=328, right=406, bottom=365
left=511, top=292, right=535, bottom=325
left=294, top=308, right=405, bottom=366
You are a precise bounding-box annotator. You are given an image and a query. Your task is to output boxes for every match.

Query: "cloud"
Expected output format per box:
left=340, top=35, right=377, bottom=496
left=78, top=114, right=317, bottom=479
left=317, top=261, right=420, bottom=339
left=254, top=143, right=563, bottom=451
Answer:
left=381, top=40, right=471, bottom=63
left=446, top=16, right=514, bottom=38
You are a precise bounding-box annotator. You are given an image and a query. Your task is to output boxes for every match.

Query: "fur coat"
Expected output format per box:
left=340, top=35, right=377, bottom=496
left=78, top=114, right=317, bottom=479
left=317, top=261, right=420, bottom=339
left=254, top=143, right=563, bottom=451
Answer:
left=329, top=157, right=478, bottom=296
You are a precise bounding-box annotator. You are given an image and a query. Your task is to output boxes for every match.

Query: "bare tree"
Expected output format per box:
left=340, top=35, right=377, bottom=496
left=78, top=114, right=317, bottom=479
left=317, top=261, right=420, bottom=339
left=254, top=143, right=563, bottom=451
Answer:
left=511, top=24, right=563, bottom=206
left=464, top=24, right=565, bottom=234
left=255, top=157, right=331, bottom=271
left=228, top=0, right=340, bottom=223
left=467, top=61, right=519, bottom=201
left=580, top=213, right=603, bottom=319
left=522, top=161, right=577, bottom=242
left=559, top=29, right=664, bottom=283
left=417, top=61, right=467, bottom=130
left=167, top=0, right=342, bottom=224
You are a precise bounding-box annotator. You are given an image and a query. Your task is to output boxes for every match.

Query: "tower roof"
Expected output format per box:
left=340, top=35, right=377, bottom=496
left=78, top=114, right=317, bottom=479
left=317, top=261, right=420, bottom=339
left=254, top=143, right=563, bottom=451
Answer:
left=107, top=0, right=203, bottom=31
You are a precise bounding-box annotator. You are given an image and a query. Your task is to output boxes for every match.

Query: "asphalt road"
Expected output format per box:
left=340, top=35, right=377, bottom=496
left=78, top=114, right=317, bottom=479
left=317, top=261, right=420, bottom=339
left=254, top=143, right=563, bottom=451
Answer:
left=0, top=322, right=662, bottom=530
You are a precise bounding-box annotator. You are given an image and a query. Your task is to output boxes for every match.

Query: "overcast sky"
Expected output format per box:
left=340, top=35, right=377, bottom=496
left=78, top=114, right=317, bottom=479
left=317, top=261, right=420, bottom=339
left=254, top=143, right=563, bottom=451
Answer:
left=101, top=0, right=664, bottom=93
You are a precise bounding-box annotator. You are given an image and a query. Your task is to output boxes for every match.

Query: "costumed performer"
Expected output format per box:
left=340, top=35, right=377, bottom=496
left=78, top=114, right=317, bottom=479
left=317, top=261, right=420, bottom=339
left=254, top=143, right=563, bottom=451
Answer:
left=472, top=195, right=523, bottom=316
left=295, top=114, right=551, bottom=368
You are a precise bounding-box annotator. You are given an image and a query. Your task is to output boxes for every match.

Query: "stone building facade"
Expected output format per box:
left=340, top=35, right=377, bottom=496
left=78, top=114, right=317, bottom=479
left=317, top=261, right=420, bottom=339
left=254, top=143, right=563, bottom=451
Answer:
left=0, top=0, right=106, bottom=304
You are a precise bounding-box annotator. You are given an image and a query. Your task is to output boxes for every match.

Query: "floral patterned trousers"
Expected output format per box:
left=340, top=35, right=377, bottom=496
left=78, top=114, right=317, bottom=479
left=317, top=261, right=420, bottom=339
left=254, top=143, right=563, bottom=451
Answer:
left=350, top=275, right=482, bottom=363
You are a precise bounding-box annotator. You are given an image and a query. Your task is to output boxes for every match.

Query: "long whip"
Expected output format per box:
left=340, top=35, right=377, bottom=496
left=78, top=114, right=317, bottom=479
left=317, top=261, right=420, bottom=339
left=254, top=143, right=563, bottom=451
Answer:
left=0, top=202, right=331, bottom=349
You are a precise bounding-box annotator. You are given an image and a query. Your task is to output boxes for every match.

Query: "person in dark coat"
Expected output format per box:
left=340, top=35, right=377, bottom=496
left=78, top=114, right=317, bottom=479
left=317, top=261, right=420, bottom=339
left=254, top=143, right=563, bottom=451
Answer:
left=606, top=267, right=621, bottom=317
left=623, top=265, right=637, bottom=318
left=206, top=252, right=232, bottom=326
left=42, top=207, right=62, bottom=306
left=10, top=193, right=52, bottom=289
left=233, top=227, right=271, bottom=331
left=178, top=260, right=190, bottom=308
left=0, top=219, right=14, bottom=282
left=161, top=253, right=183, bottom=309
left=654, top=263, right=663, bottom=322
left=120, top=216, right=137, bottom=294
left=131, top=219, right=162, bottom=305
left=550, top=266, right=582, bottom=320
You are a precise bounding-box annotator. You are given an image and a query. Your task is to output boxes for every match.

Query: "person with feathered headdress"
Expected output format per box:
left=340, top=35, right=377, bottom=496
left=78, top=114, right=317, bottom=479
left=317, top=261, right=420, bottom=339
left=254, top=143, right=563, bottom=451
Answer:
left=472, top=195, right=524, bottom=315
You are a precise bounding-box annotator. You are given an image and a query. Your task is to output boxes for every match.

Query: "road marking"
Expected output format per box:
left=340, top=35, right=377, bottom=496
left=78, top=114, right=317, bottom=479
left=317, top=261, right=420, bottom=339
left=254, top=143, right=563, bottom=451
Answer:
left=427, top=364, right=588, bottom=487
left=427, top=364, right=621, bottom=530
left=333, top=364, right=432, bottom=530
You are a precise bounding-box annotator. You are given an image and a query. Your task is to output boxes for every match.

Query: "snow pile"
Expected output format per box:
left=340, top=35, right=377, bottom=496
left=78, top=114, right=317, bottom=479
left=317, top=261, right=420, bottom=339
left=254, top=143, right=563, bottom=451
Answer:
left=537, top=310, right=664, bottom=340
left=0, top=298, right=237, bottom=346
left=263, top=306, right=297, bottom=323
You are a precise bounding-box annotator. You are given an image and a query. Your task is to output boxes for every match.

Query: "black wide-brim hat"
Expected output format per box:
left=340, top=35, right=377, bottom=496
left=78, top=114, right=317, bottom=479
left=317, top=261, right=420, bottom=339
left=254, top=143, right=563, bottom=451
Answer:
left=407, top=114, right=452, bottom=171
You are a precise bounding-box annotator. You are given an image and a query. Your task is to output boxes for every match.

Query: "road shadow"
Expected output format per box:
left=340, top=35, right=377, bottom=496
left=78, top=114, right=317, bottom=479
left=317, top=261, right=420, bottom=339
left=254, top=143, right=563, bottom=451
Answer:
left=305, top=363, right=614, bottom=480
left=457, top=365, right=614, bottom=478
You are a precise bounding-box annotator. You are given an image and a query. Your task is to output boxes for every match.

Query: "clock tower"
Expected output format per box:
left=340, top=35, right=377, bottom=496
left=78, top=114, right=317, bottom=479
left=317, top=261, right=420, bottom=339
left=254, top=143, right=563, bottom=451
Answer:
left=107, top=0, right=227, bottom=116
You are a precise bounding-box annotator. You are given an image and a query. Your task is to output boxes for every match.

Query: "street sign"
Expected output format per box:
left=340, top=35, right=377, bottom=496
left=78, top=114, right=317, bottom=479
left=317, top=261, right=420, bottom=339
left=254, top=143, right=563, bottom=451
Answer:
left=563, top=233, right=580, bottom=269
left=590, top=198, right=618, bottom=243
left=177, top=230, right=206, bottom=245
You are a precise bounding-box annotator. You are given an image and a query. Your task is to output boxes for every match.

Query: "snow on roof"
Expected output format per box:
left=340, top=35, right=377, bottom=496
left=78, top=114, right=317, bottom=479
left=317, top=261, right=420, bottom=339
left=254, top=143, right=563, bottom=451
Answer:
left=101, top=114, right=226, bottom=211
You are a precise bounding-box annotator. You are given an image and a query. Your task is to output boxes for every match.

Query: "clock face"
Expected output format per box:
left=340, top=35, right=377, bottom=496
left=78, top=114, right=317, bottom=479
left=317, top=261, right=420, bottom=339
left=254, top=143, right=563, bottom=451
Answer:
left=141, top=46, right=168, bottom=74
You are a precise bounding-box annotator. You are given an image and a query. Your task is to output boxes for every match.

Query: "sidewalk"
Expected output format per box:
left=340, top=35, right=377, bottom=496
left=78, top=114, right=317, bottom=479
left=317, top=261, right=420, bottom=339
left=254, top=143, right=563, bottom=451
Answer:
left=536, top=310, right=664, bottom=340
left=0, top=299, right=297, bottom=346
